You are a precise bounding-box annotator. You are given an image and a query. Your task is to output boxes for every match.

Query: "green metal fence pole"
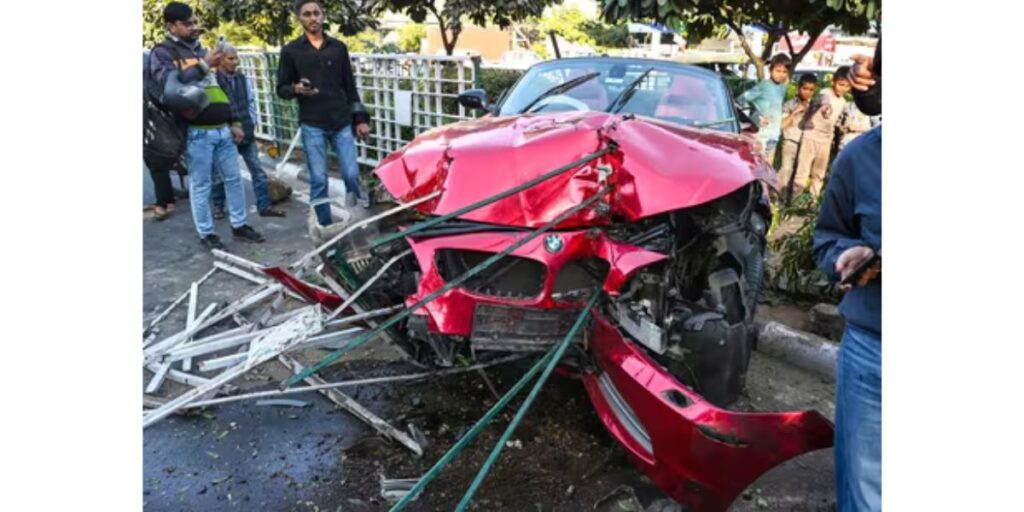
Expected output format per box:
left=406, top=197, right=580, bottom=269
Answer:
left=453, top=292, right=600, bottom=512
left=281, top=183, right=612, bottom=389
left=370, top=145, right=613, bottom=248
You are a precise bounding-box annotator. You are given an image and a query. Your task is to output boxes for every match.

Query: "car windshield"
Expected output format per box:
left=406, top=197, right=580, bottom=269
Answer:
left=498, top=60, right=737, bottom=132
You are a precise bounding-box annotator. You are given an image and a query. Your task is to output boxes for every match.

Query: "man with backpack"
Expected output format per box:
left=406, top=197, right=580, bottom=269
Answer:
left=147, top=2, right=264, bottom=250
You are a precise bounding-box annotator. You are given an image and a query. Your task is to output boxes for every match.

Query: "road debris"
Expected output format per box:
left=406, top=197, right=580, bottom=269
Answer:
left=255, top=399, right=311, bottom=408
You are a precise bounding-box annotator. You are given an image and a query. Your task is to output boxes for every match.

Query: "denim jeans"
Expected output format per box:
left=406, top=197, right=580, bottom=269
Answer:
left=186, top=126, right=248, bottom=236
left=835, top=324, right=882, bottom=512
left=212, top=141, right=271, bottom=213
left=301, top=123, right=362, bottom=226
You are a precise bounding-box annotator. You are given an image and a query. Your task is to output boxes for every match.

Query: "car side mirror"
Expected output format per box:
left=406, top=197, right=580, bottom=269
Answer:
left=458, top=89, right=492, bottom=113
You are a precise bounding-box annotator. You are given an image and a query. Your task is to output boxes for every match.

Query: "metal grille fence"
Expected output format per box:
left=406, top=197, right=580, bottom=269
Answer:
left=237, top=51, right=480, bottom=168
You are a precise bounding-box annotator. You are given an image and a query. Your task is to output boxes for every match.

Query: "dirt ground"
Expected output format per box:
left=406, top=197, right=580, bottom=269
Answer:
left=143, top=172, right=835, bottom=511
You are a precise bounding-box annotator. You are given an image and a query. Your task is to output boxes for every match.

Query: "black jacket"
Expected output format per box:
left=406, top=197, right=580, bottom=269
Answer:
left=276, top=34, right=368, bottom=130
left=149, top=36, right=236, bottom=127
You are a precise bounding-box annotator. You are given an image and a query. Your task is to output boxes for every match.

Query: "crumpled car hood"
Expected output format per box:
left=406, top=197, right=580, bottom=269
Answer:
left=374, top=111, right=776, bottom=229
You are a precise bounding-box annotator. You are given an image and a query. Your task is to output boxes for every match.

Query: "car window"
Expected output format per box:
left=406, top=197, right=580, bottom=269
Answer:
left=499, top=61, right=736, bottom=132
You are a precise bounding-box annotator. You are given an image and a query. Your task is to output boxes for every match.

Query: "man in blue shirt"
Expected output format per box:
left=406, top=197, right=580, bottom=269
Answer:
left=813, top=120, right=881, bottom=510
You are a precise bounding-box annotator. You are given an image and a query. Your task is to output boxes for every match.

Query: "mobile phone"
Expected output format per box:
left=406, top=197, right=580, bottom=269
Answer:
left=841, top=253, right=880, bottom=286
left=215, top=35, right=226, bottom=50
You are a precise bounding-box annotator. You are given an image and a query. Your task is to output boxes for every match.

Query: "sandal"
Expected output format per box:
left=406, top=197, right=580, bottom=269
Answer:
left=153, top=206, right=169, bottom=221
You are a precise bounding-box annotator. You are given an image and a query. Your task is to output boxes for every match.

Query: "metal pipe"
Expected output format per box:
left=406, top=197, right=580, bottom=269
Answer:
left=143, top=267, right=217, bottom=338
left=290, top=191, right=442, bottom=271
left=454, top=292, right=600, bottom=511
left=176, top=355, right=527, bottom=409
left=370, top=146, right=613, bottom=248
left=283, top=184, right=612, bottom=388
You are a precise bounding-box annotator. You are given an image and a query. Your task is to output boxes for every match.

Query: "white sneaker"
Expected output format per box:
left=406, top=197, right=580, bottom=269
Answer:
left=357, top=194, right=370, bottom=209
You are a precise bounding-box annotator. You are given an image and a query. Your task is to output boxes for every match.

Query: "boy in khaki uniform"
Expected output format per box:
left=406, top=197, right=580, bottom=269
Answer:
left=777, top=73, right=818, bottom=203
left=794, top=66, right=852, bottom=197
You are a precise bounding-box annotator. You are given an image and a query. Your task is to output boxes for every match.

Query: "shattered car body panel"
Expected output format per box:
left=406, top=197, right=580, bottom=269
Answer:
left=376, top=112, right=776, bottom=229
left=582, top=312, right=834, bottom=511
left=267, top=58, right=831, bottom=511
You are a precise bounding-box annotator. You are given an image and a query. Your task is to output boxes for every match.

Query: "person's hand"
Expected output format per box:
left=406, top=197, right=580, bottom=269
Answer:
left=759, top=116, right=769, bottom=127
left=793, top=103, right=807, bottom=116
left=355, top=122, right=370, bottom=140
left=230, top=126, right=244, bottom=143
left=848, top=54, right=877, bottom=92
left=836, top=246, right=879, bottom=289
left=822, top=104, right=833, bottom=118
left=204, top=49, right=224, bottom=68
left=293, top=82, right=319, bottom=96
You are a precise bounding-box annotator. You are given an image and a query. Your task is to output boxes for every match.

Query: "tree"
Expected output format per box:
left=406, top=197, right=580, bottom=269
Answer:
left=204, top=0, right=380, bottom=47
left=397, top=22, right=427, bottom=53
left=379, top=0, right=559, bottom=56
left=600, top=0, right=879, bottom=78
left=143, top=0, right=225, bottom=47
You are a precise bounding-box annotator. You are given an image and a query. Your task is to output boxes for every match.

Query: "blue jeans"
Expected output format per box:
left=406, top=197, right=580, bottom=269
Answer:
left=212, top=141, right=271, bottom=213
left=835, top=325, right=882, bottom=511
left=186, top=126, right=248, bottom=237
left=301, top=123, right=362, bottom=226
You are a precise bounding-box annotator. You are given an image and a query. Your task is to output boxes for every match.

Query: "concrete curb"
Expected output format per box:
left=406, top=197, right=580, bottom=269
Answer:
left=754, top=320, right=838, bottom=381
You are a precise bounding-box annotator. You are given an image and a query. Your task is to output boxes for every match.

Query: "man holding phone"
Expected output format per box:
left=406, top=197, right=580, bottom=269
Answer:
left=149, top=2, right=265, bottom=250
left=813, top=69, right=881, bottom=510
left=276, top=0, right=371, bottom=226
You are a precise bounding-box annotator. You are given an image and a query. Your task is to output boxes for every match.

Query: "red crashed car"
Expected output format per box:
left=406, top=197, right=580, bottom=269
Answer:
left=283, top=58, right=832, bottom=510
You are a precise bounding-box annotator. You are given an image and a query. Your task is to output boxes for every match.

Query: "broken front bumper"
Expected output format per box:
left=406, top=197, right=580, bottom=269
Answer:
left=582, top=312, right=834, bottom=511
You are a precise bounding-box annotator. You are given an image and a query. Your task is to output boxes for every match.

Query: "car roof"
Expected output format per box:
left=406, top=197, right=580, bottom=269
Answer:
left=526, top=56, right=723, bottom=81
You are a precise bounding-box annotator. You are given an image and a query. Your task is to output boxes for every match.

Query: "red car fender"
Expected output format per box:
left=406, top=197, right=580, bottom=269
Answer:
left=582, top=312, right=834, bottom=511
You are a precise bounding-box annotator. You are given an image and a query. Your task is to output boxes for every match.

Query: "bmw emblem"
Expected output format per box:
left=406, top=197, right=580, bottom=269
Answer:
left=544, top=234, right=564, bottom=253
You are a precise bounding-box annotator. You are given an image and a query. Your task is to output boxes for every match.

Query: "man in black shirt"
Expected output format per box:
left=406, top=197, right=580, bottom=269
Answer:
left=277, top=0, right=371, bottom=225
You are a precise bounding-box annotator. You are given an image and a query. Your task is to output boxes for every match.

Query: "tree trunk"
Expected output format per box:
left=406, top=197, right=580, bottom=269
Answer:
left=717, top=15, right=763, bottom=79
left=761, top=30, right=783, bottom=64
left=789, top=26, right=826, bottom=70
left=427, top=3, right=459, bottom=56
left=445, top=27, right=462, bottom=56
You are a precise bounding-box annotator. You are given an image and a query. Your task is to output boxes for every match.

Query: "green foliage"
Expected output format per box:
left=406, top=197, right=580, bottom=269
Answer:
left=397, top=23, right=427, bottom=53
left=200, top=20, right=270, bottom=48
left=537, top=5, right=596, bottom=47
left=526, top=5, right=631, bottom=54
left=531, top=41, right=550, bottom=59
left=599, top=0, right=879, bottom=74
left=769, top=191, right=828, bottom=294
left=723, top=75, right=758, bottom=97
left=337, top=28, right=384, bottom=53
left=581, top=19, right=631, bottom=48
left=379, top=0, right=560, bottom=55
left=478, top=68, right=525, bottom=102
left=204, top=0, right=379, bottom=46
left=143, top=0, right=166, bottom=47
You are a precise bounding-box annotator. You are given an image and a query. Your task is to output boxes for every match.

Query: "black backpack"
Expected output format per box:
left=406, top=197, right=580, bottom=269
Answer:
left=143, top=46, right=187, bottom=173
